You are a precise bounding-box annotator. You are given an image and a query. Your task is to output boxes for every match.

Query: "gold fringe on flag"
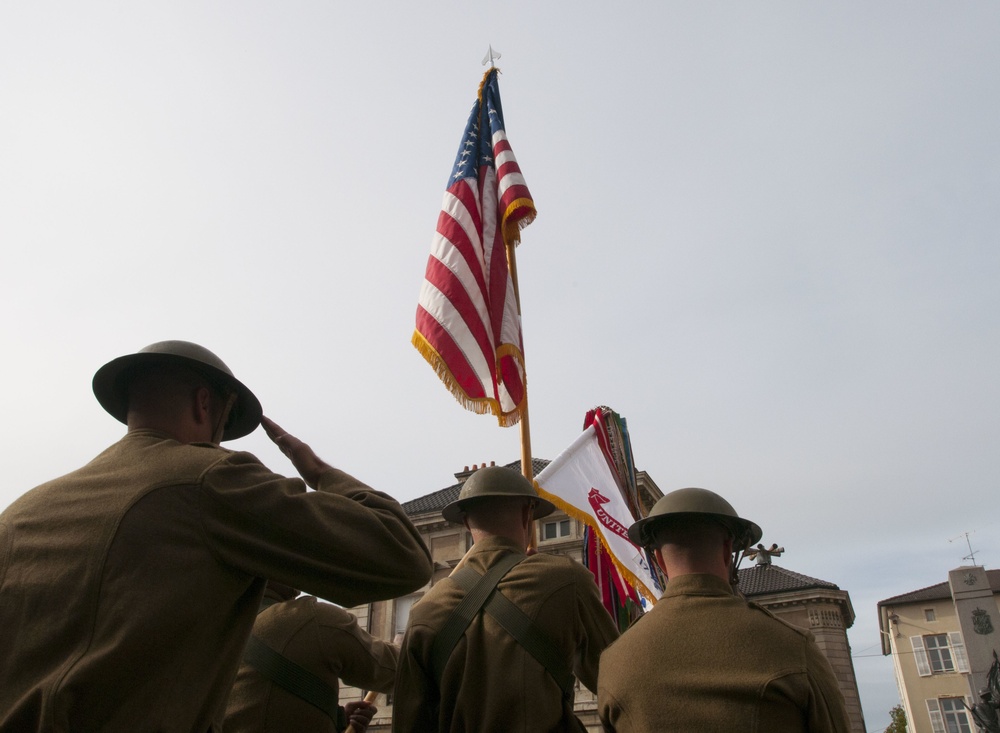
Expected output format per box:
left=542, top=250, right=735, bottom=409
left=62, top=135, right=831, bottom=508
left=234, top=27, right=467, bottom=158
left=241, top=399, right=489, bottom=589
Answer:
left=502, top=197, right=536, bottom=247
left=476, top=68, right=495, bottom=102
left=412, top=330, right=526, bottom=428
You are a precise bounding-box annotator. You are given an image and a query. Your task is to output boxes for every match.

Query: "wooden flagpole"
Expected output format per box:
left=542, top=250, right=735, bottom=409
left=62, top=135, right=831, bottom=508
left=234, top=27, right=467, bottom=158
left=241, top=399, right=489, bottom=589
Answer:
left=507, top=239, right=538, bottom=552
left=506, top=239, right=532, bottom=484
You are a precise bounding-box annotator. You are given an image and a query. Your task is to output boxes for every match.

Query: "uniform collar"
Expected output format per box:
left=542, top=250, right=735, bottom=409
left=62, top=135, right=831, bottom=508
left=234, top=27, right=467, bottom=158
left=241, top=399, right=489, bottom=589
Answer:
left=121, top=429, right=223, bottom=450
left=456, top=535, right=525, bottom=571
left=663, top=573, right=736, bottom=599
left=470, top=535, right=524, bottom=554
left=122, top=428, right=177, bottom=442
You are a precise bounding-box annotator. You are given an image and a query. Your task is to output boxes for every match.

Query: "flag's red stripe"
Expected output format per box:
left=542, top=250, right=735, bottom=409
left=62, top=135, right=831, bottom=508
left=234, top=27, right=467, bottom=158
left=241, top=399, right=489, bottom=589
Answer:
left=436, top=208, right=488, bottom=302
left=449, top=178, right=482, bottom=234
left=423, top=255, right=496, bottom=376
left=499, top=182, right=532, bottom=205
left=485, top=225, right=510, bottom=343
left=498, top=354, right=525, bottom=404
left=415, top=304, right=487, bottom=400
left=496, top=160, right=521, bottom=179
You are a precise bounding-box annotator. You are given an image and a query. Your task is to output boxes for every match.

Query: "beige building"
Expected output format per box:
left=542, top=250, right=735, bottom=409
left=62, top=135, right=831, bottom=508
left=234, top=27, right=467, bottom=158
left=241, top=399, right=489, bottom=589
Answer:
left=878, top=566, right=1000, bottom=733
left=342, top=462, right=866, bottom=732
left=740, top=546, right=867, bottom=733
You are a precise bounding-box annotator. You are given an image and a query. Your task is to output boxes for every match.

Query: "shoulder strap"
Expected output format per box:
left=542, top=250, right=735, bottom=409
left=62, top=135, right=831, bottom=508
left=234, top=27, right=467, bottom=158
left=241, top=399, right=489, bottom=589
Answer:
left=245, top=604, right=347, bottom=730
left=433, top=554, right=576, bottom=698
left=429, top=552, right=525, bottom=685
left=480, top=588, right=576, bottom=697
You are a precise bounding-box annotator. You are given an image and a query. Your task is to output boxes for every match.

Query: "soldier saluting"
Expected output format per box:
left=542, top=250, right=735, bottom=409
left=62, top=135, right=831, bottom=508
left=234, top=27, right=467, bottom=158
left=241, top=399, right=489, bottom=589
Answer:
left=0, top=340, right=431, bottom=732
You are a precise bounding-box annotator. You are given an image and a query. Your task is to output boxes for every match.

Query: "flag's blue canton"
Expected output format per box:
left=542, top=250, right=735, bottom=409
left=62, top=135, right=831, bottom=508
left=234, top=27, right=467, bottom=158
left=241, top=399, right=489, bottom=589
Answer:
left=448, top=74, right=506, bottom=185
left=449, top=108, right=483, bottom=183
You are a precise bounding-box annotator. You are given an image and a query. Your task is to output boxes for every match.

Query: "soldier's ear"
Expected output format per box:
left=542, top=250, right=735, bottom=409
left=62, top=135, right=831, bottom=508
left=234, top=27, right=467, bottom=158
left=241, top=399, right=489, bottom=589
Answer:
left=520, top=501, right=533, bottom=528
left=192, top=386, right=213, bottom=425
left=653, top=548, right=668, bottom=576
left=722, top=535, right=734, bottom=564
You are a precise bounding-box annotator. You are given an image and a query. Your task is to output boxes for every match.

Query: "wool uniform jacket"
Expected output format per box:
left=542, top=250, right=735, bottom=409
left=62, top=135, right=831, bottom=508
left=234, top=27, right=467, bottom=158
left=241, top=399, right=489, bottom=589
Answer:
left=224, top=587, right=398, bottom=732
left=392, top=535, right=620, bottom=733
left=0, top=430, right=432, bottom=732
left=597, top=573, right=852, bottom=733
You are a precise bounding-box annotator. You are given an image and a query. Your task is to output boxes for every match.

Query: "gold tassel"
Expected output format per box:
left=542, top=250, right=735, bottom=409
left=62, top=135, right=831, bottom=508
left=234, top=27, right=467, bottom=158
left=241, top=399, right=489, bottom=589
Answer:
left=412, top=330, right=524, bottom=427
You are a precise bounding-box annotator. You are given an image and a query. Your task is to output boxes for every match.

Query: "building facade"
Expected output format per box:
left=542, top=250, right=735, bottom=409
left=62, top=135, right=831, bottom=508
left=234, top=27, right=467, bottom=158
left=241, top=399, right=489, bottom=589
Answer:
left=878, top=566, right=1000, bottom=733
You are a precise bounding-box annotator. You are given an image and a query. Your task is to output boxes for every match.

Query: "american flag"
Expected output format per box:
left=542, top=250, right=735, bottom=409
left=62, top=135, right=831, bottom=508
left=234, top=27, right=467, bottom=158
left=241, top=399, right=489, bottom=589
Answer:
left=412, top=69, right=535, bottom=427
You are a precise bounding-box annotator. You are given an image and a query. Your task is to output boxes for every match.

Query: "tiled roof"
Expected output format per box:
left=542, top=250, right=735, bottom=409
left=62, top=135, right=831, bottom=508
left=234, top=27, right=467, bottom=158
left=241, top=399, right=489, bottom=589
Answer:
left=739, top=563, right=840, bottom=596
left=877, top=569, right=1000, bottom=607
left=401, top=483, right=463, bottom=516
left=402, top=459, right=551, bottom=516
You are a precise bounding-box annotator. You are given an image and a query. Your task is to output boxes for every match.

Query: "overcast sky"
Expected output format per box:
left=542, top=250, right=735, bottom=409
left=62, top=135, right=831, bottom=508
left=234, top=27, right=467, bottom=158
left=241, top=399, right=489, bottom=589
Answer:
left=2, top=3, right=998, bottom=730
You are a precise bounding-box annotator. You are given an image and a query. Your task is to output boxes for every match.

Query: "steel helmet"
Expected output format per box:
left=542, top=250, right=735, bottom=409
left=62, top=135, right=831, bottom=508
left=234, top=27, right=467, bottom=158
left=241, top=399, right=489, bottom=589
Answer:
left=627, top=487, right=762, bottom=551
left=441, top=465, right=555, bottom=524
left=92, top=340, right=263, bottom=441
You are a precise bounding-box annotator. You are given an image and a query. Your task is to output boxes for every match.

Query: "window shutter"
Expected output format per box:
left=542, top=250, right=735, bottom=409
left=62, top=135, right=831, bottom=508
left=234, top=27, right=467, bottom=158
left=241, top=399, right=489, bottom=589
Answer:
left=949, top=631, right=971, bottom=673
left=925, top=699, right=946, bottom=733
left=911, top=636, right=932, bottom=676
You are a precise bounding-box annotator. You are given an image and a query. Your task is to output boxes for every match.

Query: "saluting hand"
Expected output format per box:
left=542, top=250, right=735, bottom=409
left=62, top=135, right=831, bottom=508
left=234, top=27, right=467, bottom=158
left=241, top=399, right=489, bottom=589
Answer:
left=261, top=416, right=333, bottom=489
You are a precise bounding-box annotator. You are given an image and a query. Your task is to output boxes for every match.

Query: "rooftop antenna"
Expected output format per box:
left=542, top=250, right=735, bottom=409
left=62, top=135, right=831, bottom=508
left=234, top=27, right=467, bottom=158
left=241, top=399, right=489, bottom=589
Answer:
left=948, top=531, right=979, bottom=564
left=482, top=45, right=501, bottom=68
